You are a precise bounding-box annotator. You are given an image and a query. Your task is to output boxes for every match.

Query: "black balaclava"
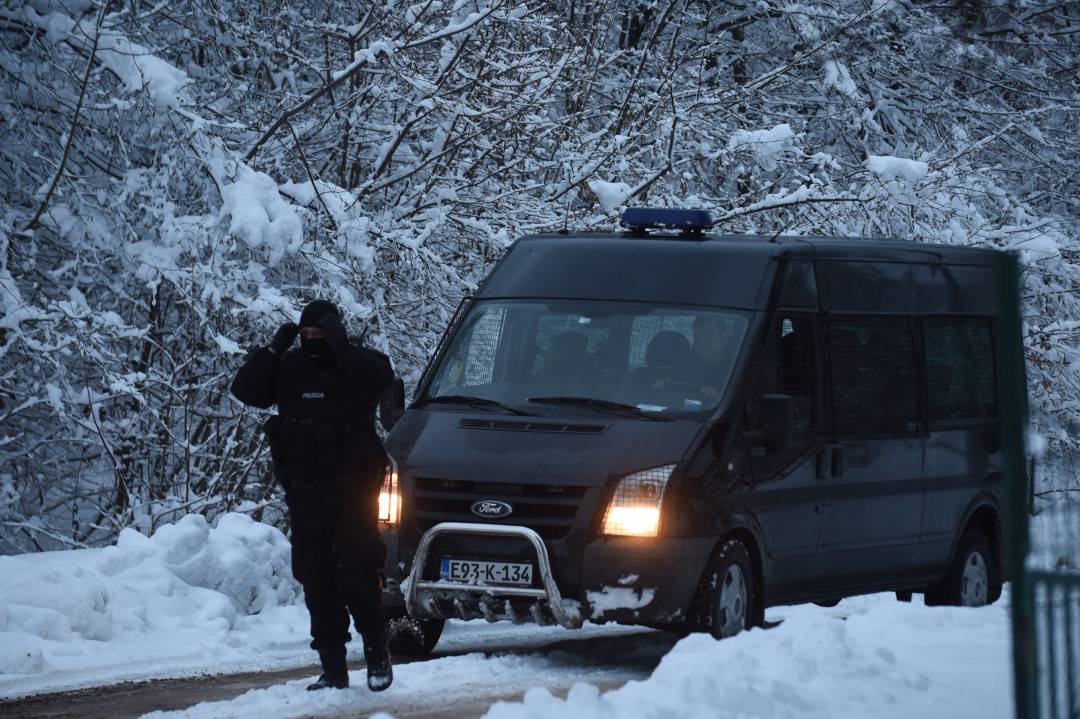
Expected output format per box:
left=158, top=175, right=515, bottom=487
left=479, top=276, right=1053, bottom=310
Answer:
left=298, top=299, right=339, bottom=357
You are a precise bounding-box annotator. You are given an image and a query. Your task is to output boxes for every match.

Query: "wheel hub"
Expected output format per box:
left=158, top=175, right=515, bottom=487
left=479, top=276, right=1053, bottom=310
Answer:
left=960, top=551, right=988, bottom=607
left=717, top=564, right=747, bottom=638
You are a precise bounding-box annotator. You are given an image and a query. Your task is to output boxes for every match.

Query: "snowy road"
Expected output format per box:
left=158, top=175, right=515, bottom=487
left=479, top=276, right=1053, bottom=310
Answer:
left=1, top=623, right=666, bottom=719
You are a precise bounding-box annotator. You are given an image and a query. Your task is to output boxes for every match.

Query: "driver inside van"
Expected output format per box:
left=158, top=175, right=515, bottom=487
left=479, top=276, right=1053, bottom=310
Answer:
left=643, top=316, right=736, bottom=404
left=689, top=315, right=738, bottom=400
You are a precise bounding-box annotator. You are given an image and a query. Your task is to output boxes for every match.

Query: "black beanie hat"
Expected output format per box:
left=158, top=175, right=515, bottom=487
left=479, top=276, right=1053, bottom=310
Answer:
left=299, top=299, right=339, bottom=328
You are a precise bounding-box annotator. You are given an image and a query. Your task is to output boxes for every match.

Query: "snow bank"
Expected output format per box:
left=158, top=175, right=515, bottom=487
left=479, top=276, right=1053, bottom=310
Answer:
left=483, top=600, right=1012, bottom=719
left=867, top=155, right=929, bottom=183
left=0, top=513, right=304, bottom=694
left=727, top=124, right=800, bottom=170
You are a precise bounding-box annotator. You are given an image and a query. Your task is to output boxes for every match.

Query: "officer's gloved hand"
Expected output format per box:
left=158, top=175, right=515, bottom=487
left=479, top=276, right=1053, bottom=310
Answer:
left=268, top=322, right=298, bottom=355
left=319, top=312, right=349, bottom=354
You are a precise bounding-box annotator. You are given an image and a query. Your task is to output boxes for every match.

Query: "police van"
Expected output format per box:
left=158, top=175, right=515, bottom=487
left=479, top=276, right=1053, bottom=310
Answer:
left=376, top=208, right=1019, bottom=653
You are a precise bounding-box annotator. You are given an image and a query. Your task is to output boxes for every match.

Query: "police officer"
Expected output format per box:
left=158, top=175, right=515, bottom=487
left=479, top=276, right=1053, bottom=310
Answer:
left=231, top=299, right=394, bottom=692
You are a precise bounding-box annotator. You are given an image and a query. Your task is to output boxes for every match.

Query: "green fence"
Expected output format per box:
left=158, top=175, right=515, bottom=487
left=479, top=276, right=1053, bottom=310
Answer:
left=1002, top=254, right=1080, bottom=719
left=1027, top=495, right=1080, bottom=719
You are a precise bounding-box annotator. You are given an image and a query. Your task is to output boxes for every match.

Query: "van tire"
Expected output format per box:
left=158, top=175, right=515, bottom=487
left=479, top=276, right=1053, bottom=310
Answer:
left=698, top=539, right=757, bottom=639
left=387, top=614, right=444, bottom=657
left=924, top=529, right=1001, bottom=607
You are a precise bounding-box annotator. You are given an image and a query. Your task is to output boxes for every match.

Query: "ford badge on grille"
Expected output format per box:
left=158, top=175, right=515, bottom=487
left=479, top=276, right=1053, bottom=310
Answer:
left=470, top=500, right=513, bottom=519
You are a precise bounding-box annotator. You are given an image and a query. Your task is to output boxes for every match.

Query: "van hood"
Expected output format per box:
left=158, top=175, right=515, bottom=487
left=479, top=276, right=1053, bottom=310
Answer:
left=385, top=409, right=704, bottom=486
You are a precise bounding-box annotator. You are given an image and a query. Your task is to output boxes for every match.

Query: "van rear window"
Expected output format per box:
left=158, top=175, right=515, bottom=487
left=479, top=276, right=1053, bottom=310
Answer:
left=923, top=317, right=997, bottom=424
left=425, top=299, right=750, bottom=417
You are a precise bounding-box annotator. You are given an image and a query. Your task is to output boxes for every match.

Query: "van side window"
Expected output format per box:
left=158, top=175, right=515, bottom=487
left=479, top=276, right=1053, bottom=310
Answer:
left=828, top=316, right=919, bottom=436
left=747, top=315, right=817, bottom=465
left=923, top=317, right=997, bottom=424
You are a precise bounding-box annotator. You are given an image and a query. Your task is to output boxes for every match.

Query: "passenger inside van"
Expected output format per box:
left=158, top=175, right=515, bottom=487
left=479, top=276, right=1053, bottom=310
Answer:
left=627, top=330, right=694, bottom=400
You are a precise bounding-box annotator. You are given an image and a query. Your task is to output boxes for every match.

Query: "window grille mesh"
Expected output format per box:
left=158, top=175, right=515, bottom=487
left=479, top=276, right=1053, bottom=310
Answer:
left=829, top=316, right=918, bottom=436
left=462, top=307, right=506, bottom=386
left=924, top=317, right=996, bottom=423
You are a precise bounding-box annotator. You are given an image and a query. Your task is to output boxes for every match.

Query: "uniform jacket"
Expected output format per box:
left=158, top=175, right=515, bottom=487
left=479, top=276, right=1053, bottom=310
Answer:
left=231, top=340, right=394, bottom=488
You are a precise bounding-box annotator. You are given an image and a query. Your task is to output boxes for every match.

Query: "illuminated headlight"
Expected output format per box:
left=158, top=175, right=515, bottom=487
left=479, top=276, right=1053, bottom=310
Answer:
left=600, top=464, right=677, bottom=537
left=378, top=459, right=402, bottom=525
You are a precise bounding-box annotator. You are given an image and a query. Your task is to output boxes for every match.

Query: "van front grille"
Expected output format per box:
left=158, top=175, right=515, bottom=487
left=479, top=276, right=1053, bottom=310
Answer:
left=412, top=477, right=586, bottom=540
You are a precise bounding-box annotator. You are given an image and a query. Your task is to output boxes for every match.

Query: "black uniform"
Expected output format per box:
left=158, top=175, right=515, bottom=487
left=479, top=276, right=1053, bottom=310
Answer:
left=230, top=325, right=394, bottom=658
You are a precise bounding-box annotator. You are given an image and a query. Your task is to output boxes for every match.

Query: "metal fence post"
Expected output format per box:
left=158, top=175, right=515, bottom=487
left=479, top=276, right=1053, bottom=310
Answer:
left=1001, top=252, right=1037, bottom=719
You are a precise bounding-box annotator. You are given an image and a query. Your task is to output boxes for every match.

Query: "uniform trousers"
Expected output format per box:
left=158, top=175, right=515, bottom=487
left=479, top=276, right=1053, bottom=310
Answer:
left=286, top=482, right=387, bottom=651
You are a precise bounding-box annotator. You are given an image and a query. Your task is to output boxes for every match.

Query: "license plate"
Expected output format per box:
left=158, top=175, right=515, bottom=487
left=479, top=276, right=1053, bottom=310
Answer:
left=439, top=558, right=533, bottom=586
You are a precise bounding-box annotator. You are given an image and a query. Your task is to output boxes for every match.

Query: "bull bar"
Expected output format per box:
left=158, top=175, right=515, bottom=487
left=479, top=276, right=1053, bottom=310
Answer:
left=403, top=522, right=583, bottom=629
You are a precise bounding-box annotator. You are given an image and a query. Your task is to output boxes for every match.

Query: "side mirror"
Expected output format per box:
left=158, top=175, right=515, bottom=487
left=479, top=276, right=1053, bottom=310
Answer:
left=379, top=377, right=406, bottom=432
left=760, top=393, right=794, bottom=453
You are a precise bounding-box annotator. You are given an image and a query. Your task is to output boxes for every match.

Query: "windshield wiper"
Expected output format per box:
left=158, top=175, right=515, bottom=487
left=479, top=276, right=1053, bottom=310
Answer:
left=422, top=395, right=536, bottom=416
left=526, top=396, right=669, bottom=421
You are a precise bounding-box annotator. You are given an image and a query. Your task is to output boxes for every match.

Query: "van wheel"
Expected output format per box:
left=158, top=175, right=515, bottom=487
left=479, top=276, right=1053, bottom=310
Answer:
left=699, top=539, right=757, bottom=639
left=813, top=598, right=841, bottom=608
left=925, top=529, right=1001, bottom=607
left=387, top=614, right=444, bottom=656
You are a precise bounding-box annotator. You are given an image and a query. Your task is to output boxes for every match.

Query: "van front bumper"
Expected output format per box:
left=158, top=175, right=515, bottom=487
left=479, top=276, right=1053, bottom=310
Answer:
left=579, top=534, right=715, bottom=625
left=392, top=521, right=713, bottom=628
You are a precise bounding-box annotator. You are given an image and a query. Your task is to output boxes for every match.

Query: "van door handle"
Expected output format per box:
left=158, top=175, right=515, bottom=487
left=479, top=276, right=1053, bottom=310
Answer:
left=830, top=445, right=846, bottom=478
left=816, top=444, right=845, bottom=479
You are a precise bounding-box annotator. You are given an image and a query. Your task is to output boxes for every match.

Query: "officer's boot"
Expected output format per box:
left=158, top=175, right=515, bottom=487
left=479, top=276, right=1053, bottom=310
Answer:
left=307, top=647, right=349, bottom=690
left=363, top=624, right=393, bottom=692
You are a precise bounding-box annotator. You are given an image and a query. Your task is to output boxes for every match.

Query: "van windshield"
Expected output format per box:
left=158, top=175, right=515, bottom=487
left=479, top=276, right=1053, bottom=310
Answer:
left=423, top=299, right=749, bottom=417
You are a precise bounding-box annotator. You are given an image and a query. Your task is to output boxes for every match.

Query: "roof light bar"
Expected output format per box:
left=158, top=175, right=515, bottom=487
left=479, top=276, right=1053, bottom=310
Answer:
left=621, top=207, right=713, bottom=233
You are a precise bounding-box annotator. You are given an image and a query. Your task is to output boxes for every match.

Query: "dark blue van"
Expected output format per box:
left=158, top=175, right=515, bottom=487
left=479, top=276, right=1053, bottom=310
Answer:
left=376, top=209, right=1018, bottom=653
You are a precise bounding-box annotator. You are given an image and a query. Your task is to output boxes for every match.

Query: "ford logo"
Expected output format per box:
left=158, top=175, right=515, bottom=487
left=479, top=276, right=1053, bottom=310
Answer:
left=470, top=500, right=513, bottom=519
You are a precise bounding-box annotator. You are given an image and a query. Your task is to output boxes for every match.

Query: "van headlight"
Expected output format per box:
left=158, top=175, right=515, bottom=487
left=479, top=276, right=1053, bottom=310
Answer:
left=378, top=459, right=402, bottom=525
left=600, top=464, right=677, bottom=537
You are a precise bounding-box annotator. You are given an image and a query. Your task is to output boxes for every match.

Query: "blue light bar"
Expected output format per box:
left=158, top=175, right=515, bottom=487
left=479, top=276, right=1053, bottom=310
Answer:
left=621, top=207, right=713, bottom=232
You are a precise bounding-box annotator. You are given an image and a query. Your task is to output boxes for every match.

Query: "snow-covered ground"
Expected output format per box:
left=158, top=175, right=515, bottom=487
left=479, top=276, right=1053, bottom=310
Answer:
left=135, top=596, right=1011, bottom=719
left=1, top=513, right=1016, bottom=718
